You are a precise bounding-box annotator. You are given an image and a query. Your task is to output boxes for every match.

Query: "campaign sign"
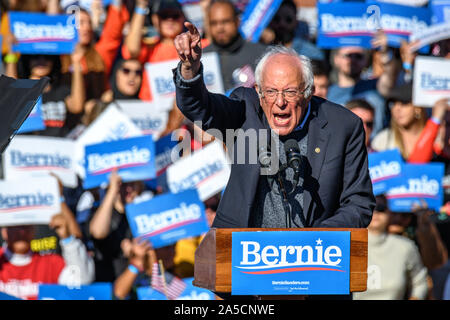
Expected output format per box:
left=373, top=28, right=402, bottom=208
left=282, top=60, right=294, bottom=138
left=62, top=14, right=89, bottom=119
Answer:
left=9, top=12, right=78, bottom=54
left=372, top=2, right=431, bottom=51
left=38, top=283, right=112, bottom=300
left=239, top=0, right=283, bottom=43
left=17, top=96, right=45, bottom=134
left=0, top=176, right=61, bottom=227
left=60, top=0, right=113, bottom=11
left=125, top=189, right=209, bottom=249
left=318, top=2, right=430, bottom=51
left=83, top=135, right=156, bottom=189
left=413, top=56, right=450, bottom=107
left=317, top=3, right=373, bottom=49
left=155, top=133, right=180, bottom=176
left=386, top=163, right=445, bottom=212
left=0, top=292, right=21, bottom=300
left=145, top=52, right=224, bottom=109
left=231, top=231, right=351, bottom=295
left=167, top=141, right=231, bottom=201
left=368, top=149, right=403, bottom=196
left=74, top=104, right=143, bottom=179
left=137, top=277, right=214, bottom=300
left=409, top=22, right=450, bottom=52
left=430, top=0, right=450, bottom=24
left=4, top=136, right=77, bottom=188
left=116, top=100, right=171, bottom=138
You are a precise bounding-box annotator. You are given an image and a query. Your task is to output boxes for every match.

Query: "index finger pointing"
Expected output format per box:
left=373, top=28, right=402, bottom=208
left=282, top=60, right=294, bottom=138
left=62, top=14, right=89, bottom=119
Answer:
left=184, top=21, right=199, bottom=35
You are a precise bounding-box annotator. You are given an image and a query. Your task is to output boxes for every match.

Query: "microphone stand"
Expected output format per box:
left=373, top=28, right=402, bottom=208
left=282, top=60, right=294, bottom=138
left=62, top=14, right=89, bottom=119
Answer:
left=275, top=168, right=292, bottom=228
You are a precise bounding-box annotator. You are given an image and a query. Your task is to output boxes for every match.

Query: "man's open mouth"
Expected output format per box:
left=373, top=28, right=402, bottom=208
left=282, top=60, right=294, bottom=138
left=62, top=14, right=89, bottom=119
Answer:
left=273, top=113, right=291, bottom=126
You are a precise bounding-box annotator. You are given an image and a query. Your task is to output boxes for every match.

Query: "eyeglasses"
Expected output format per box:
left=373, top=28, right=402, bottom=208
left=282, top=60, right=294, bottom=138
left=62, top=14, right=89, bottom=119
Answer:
left=120, top=67, right=143, bottom=76
left=259, top=87, right=308, bottom=102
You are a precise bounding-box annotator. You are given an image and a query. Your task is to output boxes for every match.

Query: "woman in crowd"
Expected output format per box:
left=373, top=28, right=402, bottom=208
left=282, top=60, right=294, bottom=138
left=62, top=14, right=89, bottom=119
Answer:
left=101, top=58, right=144, bottom=103
left=61, top=9, right=106, bottom=101
left=86, top=170, right=150, bottom=283
left=5, top=49, right=86, bottom=137
left=371, top=83, right=449, bottom=163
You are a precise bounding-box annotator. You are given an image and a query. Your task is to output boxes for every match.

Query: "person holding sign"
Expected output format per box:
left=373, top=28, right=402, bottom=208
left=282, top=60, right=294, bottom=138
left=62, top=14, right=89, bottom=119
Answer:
left=173, top=22, right=375, bottom=229
left=113, top=239, right=185, bottom=300
left=122, top=0, right=209, bottom=101
left=87, top=170, right=149, bottom=282
left=372, top=83, right=449, bottom=163
left=6, top=50, right=86, bottom=137
left=0, top=214, right=95, bottom=300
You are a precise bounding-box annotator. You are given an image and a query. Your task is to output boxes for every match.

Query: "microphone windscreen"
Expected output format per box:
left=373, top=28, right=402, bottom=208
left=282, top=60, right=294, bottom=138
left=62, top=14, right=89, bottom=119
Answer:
left=284, top=139, right=300, bottom=154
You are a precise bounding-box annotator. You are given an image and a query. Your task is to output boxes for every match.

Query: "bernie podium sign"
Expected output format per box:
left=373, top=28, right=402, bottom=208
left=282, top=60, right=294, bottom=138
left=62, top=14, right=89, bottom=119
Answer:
left=231, top=231, right=351, bottom=295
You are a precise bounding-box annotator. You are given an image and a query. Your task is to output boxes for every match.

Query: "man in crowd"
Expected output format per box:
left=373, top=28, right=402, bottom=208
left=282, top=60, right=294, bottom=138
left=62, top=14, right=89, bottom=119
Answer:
left=173, top=22, right=375, bottom=229
left=268, top=0, right=324, bottom=62
left=203, top=0, right=267, bottom=93
left=346, top=99, right=376, bottom=151
left=312, top=60, right=329, bottom=99
left=327, top=46, right=387, bottom=137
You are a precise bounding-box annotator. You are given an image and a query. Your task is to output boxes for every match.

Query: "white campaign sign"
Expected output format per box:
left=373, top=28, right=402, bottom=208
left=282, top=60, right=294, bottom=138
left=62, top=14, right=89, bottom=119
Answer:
left=115, top=100, right=170, bottom=139
left=0, top=176, right=61, bottom=227
left=167, top=141, right=231, bottom=201
left=74, top=104, right=143, bottom=179
left=145, top=52, right=224, bottom=109
left=3, top=136, right=77, bottom=188
left=409, top=22, right=450, bottom=52
left=413, top=56, right=450, bottom=107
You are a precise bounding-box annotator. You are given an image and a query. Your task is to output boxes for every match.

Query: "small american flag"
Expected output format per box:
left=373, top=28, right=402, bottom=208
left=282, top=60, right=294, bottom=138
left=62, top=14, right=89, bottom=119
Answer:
left=151, top=262, right=186, bottom=300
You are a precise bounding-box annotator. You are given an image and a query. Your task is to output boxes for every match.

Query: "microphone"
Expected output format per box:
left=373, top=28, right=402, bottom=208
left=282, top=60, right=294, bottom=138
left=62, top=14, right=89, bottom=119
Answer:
left=284, top=139, right=301, bottom=172
left=284, top=139, right=301, bottom=194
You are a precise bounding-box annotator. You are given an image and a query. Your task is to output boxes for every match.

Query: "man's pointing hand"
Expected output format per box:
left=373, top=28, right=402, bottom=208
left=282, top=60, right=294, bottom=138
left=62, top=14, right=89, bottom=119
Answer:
left=174, top=22, right=202, bottom=79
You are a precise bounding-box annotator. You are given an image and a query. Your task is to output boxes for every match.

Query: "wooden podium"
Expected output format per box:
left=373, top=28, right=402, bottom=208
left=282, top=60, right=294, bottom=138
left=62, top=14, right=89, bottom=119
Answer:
left=193, top=228, right=368, bottom=295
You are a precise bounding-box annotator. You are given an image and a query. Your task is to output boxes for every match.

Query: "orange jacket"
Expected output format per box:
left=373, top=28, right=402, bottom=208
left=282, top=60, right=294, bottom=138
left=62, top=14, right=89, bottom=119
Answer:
left=408, top=119, right=440, bottom=163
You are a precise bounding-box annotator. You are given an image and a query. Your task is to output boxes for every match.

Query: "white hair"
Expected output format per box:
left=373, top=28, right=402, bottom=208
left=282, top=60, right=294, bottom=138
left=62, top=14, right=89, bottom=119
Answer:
left=254, top=46, right=314, bottom=99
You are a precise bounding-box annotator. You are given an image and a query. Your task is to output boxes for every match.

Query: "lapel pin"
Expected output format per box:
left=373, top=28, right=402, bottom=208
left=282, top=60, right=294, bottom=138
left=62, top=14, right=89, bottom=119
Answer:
left=315, top=147, right=321, bottom=154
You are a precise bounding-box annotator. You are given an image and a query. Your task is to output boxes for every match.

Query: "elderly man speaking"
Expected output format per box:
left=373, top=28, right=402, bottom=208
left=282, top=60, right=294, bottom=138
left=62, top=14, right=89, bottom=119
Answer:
left=173, top=22, right=374, bottom=229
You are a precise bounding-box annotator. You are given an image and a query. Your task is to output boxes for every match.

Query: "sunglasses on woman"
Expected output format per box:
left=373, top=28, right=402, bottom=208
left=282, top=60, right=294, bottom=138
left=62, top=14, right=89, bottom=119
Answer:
left=120, top=67, right=143, bottom=76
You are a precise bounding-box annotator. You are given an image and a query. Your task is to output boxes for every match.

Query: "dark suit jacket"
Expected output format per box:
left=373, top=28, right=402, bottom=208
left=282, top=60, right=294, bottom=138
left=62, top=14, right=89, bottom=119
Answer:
left=173, top=63, right=375, bottom=228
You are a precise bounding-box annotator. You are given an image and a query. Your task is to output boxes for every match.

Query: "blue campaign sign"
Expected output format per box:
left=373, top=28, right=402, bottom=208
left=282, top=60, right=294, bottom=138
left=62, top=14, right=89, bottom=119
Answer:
left=386, top=163, right=445, bottom=212
left=83, top=135, right=156, bottom=189
left=430, top=0, right=450, bottom=24
left=368, top=149, right=404, bottom=196
left=137, top=277, right=215, bottom=300
left=17, top=96, right=45, bottom=134
left=231, top=231, right=351, bottom=295
left=125, top=189, right=209, bottom=249
left=9, top=12, right=79, bottom=55
left=317, top=3, right=373, bottom=49
left=239, top=0, right=284, bottom=43
left=318, top=2, right=431, bottom=51
left=371, top=1, right=431, bottom=51
left=155, top=133, right=179, bottom=176
left=0, top=292, right=21, bottom=300
left=38, top=283, right=112, bottom=300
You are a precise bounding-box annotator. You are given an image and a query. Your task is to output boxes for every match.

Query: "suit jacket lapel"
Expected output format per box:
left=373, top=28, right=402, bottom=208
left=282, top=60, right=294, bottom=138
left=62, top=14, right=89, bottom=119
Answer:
left=304, top=99, right=329, bottom=222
